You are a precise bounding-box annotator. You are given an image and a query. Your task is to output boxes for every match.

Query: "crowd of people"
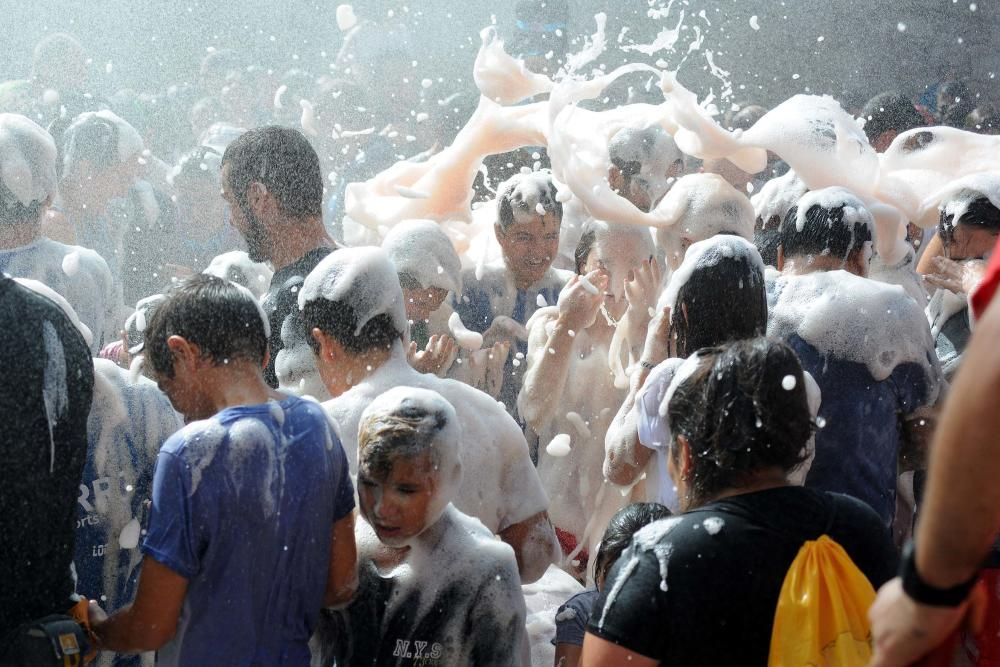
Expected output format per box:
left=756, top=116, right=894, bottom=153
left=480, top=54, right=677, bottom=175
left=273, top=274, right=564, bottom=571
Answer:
left=5, top=3, right=1000, bottom=666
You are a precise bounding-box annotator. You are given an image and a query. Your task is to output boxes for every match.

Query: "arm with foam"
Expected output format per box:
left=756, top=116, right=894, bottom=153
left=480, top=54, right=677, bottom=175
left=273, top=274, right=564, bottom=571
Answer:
left=517, top=308, right=576, bottom=433
left=603, top=365, right=655, bottom=487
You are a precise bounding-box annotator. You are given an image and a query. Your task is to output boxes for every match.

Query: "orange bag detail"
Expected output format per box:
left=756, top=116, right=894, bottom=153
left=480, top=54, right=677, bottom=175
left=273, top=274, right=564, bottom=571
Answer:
left=768, top=535, right=876, bottom=667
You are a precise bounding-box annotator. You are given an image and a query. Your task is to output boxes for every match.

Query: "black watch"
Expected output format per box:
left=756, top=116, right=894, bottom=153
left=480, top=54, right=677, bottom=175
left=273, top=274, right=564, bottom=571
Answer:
left=900, top=541, right=978, bottom=608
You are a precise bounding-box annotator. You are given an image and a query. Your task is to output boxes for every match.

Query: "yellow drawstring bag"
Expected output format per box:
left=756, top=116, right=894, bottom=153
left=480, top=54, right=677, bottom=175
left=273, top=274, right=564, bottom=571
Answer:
left=768, top=535, right=876, bottom=666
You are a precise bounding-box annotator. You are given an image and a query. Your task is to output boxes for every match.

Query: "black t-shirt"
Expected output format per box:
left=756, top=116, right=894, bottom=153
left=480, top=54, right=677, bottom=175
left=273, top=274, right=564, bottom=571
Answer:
left=0, top=278, right=94, bottom=628
left=261, top=247, right=333, bottom=388
left=588, top=486, right=897, bottom=666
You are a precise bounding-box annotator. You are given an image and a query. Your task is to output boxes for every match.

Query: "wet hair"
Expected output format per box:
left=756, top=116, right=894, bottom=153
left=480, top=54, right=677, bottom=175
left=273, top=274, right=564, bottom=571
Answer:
left=938, top=81, right=975, bottom=128
left=496, top=172, right=562, bottom=233
left=593, top=502, right=672, bottom=587
left=779, top=203, right=872, bottom=262
left=221, top=125, right=323, bottom=219
left=667, top=338, right=812, bottom=506
left=574, top=229, right=597, bottom=274
left=144, top=274, right=268, bottom=379
left=938, top=197, right=1000, bottom=251
left=860, top=92, right=924, bottom=142
left=729, top=105, right=767, bottom=131
left=172, top=145, right=222, bottom=184
left=302, top=298, right=404, bottom=356
left=671, top=253, right=768, bottom=357
left=359, top=401, right=451, bottom=480
left=754, top=229, right=781, bottom=266
left=61, top=114, right=120, bottom=174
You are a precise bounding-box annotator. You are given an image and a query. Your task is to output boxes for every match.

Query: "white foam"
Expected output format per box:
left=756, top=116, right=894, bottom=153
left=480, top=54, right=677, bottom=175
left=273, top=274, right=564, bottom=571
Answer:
left=0, top=113, right=57, bottom=208
left=473, top=27, right=554, bottom=105
left=545, top=433, right=571, bottom=457
left=751, top=169, right=807, bottom=227
left=382, top=219, right=462, bottom=294
left=299, top=246, right=409, bottom=338
left=336, top=4, right=357, bottom=32
left=659, top=234, right=764, bottom=317
left=203, top=250, right=274, bottom=300
left=448, top=311, right=483, bottom=351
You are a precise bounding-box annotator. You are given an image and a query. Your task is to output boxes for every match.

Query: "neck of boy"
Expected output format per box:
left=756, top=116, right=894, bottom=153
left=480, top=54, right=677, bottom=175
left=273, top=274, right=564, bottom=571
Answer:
left=202, top=362, right=280, bottom=414
left=269, top=214, right=335, bottom=273
left=331, top=343, right=400, bottom=397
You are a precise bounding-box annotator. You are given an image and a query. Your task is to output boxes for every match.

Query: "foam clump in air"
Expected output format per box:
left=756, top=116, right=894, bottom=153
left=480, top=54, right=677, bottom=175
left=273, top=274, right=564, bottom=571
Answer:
left=203, top=250, right=274, bottom=300
left=652, top=173, right=755, bottom=269
left=474, top=26, right=554, bottom=105
left=0, top=113, right=57, bottom=209
left=448, top=311, right=483, bottom=351
left=545, top=433, right=572, bottom=457
left=336, top=4, right=358, bottom=32
left=751, top=169, right=808, bottom=228
left=768, top=269, right=939, bottom=392
left=298, top=246, right=408, bottom=337
left=381, top=219, right=462, bottom=295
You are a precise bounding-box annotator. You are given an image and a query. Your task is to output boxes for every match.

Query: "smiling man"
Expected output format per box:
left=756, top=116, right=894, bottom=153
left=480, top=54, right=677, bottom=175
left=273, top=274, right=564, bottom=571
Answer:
left=452, top=170, right=572, bottom=418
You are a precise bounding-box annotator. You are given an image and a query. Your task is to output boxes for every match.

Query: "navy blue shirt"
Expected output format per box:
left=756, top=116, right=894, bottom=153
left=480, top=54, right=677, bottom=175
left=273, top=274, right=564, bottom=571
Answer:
left=787, top=334, right=932, bottom=523
left=552, top=589, right=599, bottom=647
left=142, top=395, right=354, bottom=666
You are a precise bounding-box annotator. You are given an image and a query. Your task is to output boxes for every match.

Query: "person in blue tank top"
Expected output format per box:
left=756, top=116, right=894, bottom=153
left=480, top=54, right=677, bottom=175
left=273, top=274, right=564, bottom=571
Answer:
left=89, top=275, right=358, bottom=666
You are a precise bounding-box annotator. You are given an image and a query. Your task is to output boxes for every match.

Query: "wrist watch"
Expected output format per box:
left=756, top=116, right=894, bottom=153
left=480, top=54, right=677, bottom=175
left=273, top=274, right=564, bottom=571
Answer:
left=900, top=541, right=979, bottom=608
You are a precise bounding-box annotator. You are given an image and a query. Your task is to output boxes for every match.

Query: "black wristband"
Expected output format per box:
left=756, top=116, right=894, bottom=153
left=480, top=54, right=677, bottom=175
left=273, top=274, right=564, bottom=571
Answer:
left=900, top=541, right=979, bottom=608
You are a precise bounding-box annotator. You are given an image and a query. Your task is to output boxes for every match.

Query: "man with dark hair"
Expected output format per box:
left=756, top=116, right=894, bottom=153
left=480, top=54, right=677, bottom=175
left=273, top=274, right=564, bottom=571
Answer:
left=861, top=92, right=926, bottom=153
left=90, top=275, right=358, bottom=665
left=220, top=125, right=337, bottom=396
left=0, top=112, right=117, bottom=353
left=300, top=246, right=560, bottom=585
left=770, top=187, right=941, bottom=525
left=0, top=276, right=94, bottom=651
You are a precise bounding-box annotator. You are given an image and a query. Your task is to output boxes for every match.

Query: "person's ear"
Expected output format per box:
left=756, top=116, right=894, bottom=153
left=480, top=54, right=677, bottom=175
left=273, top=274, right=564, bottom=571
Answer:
left=312, top=328, right=344, bottom=365
left=166, top=335, right=199, bottom=371
left=677, top=434, right=694, bottom=482
left=247, top=181, right=269, bottom=215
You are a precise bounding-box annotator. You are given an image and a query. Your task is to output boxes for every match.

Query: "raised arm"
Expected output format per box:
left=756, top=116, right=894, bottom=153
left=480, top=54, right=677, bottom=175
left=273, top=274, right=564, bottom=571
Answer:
left=518, top=272, right=607, bottom=431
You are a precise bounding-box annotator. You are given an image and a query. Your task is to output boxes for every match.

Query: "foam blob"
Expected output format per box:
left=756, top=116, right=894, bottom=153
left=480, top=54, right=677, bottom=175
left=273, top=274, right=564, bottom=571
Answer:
left=473, top=27, right=554, bottom=105
left=0, top=113, right=57, bottom=208
left=448, top=311, right=484, bottom=351
left=336, top=4, right=358, bottom=32
left=545, top=433, right=572, bottom=457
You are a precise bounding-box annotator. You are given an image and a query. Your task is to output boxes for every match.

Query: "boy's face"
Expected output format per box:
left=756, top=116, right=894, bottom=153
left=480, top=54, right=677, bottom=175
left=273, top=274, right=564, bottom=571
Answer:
left=154, top=354, right=211, bottom=422
left=403, top=286, right=450, bottom=323
left=358, top=450, right=440, bottom=547
left=496, top=209, right=561, bottom=289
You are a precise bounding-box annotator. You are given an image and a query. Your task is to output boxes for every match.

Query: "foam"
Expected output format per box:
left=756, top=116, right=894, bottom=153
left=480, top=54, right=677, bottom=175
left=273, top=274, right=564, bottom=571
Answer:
left=652, top=173, right=755, bottom=269
left=61, top=110, right=144, bottom=177
left=923, top=171, right=1000, bottom=227
left=523, top=565, right=583, bottom=667
left=448, top=311, right=483, bottom=351
left=608, top=125, right=683, bottom=210
left=202, top=250, right=274, bottom=300
left=15, top=277, right=94, bottom=348
left=381, top=219, right=462, bottom=294
left=751, top=169, right=807, bottom=227
left=298, top=246, right=408, bottom=337
left=0, top=113, right=57, bottom=208
left=768, top=270, right=939, bottom=391
left=791, top=187, right=875, bottom=236
left=473, top=27, right=554, bottom=105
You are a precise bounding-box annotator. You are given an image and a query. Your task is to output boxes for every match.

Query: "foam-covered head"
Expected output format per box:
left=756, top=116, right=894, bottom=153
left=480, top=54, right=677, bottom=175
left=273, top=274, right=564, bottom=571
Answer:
left=608, top=125, right=683, bottom=211
left=659, top=235, right=767, bottom=357
left=203, top=250, right=274, bottom=300
left=0, top=113, right=57, bottom=223
left=496, top=170, right=563, bottom=233
left=928, top=172, right=1000, bottom=230
left=61, top=110, right=144, bottom=179
left=357, top=386, right=463, bottom=547
left=576, top=220, right=655, bottom=305
left=860, top=92, right=925, bottom=146
left=651, top=173, right=755, bottom=269
left=780, top=187, right=874, bottom=270
left=382, top=220, right=462, bottom=295
left=752, top=170, right=808, bottom=231
left=299, top=246, right=408, bottom=341
left=666, top=338, right=812, bottom=508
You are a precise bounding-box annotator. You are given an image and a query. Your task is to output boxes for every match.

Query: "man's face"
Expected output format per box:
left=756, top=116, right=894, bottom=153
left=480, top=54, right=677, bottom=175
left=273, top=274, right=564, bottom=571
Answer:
left=403, top=286, right=450, bottom=323
left=496, top=210, right=561, bottom=288
left=221, top=163, right=269, bottom=262
left=358, top=451, right=439, bottom=547
left=941, top=221, right=998, bottom=262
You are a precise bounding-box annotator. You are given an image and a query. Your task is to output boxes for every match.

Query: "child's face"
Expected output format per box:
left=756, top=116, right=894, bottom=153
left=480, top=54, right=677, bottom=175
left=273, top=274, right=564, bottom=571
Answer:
left=358, top=451, right=440, bottom=547
left=154, top=358, right=210, bottom=422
